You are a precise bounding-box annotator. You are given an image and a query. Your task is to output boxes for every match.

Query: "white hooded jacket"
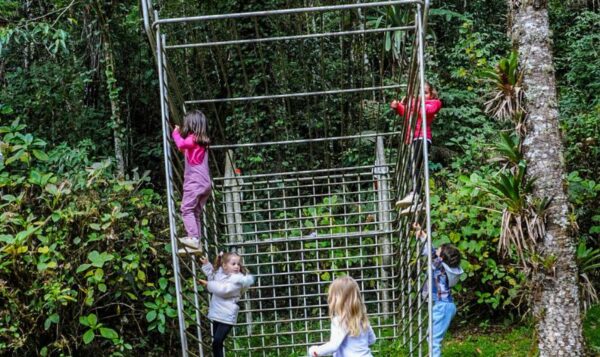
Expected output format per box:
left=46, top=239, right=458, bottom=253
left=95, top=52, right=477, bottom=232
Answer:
left=201, top=262, right=255, bottom=325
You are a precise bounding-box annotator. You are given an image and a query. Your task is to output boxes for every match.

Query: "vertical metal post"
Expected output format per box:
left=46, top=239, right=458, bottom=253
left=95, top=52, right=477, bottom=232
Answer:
left=156, top=23, right=189, bottom=356
left=223, top=150, right=252, bottom=337
left=374, top=136, right=391, bottom=316
left=416, top=4, right=433, bottom=356
left=224, top=150, right=244, bottom=244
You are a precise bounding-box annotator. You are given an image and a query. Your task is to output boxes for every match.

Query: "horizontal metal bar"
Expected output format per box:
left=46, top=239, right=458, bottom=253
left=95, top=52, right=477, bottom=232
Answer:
left=218, top=187, right=394, bottom=204
left=166, top=25, right=414, bottom=49
left=238, top=288, right=400, bottom=307
left=211, top=131, right=400, bottom=150
left=218, top=175, right=393, bottom=193
left=218, top=178, right=391, bottom=192
left=247, top=257, right=398, bottom=277
left=235, top=242, right=398, bottom=261
left=222, top=229, right=395, bottom=246
left=217, top=211, right=395, bottom=228
left=231, top=314, right=401, bottom=332
left=213, top=164, right=392, bottom=181
left=186, top=84, right=404, bottom=104
left=219, top=223, right=397, bottom=240
left=153, top=1, right=421, bottom=25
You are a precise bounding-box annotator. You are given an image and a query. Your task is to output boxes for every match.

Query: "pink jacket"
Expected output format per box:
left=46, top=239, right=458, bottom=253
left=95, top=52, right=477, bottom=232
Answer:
left=172, top=128, right=206, bottom=165
left=394, top=99, right=442, bottom=142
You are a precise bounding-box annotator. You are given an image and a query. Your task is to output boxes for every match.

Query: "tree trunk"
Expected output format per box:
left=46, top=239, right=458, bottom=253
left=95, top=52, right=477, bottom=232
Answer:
left=96, top=2, right=126, bottom=178
left=510, top=1, right=584, bottom=355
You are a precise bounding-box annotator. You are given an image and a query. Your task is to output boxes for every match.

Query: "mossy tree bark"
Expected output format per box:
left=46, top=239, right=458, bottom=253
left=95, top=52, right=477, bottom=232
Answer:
left=510, top=0, right=584, bottom=355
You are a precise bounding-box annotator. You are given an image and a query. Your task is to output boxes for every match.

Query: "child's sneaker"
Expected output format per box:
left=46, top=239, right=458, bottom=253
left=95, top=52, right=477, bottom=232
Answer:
left=178, top=236, right=201, bottom=249
left=400, top=202, right=424, bottom=216
left=395, top=192, right=418, bottom=208
left=177, top=246, right=203, bottom=255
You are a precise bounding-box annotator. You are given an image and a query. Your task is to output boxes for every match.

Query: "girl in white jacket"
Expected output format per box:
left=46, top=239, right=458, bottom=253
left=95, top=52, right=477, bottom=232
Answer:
left=309, top=276, right=376, bottom=357
left=199, top=252, right=254, bottom=357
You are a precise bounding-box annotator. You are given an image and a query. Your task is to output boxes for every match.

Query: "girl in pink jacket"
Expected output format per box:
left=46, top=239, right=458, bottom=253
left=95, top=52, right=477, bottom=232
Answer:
left=391, top=82, right=442, bottom=215
left=172, top=110, right=212, bottom=253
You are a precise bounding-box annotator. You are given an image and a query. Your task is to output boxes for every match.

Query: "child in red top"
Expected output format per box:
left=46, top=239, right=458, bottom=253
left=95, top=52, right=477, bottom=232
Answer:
left=391, top=82, right=442, bottom=214
left=172, top=110, right=212, bottom=253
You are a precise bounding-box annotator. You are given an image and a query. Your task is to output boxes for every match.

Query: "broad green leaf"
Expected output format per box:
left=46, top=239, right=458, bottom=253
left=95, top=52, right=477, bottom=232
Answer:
left=158, top=277, right=168, bottom=290
left=77, top=264, right=91, bottom=273
left=32, top=149, right=49, bottom=161
left=83, top=329, right=95, bottom=344
left=86, top=313, right=97, bottom=327
left=94, top=268, right=104, bottom=280
left=146, top=310, right=157, bottom=322
left=44, top=313, right=59, bottom=330
left=99, top=327, right=118, bottom=340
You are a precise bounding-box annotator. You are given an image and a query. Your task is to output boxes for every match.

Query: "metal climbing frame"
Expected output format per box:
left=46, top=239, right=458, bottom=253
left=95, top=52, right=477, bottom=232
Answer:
left=142, top=1, right=435, bottom=356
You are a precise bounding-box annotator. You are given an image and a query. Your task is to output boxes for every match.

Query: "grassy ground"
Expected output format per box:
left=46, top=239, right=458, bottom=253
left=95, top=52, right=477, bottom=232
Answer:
left=443, top=325, right=535, bottom=356
left=439, top=304, right=600, bottom=356
left=381, top=304, right=600, bottom=356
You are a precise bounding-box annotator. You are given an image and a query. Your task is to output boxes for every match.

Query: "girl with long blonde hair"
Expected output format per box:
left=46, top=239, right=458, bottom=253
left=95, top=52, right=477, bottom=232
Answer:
left=309, top=276, right=376, bottom=356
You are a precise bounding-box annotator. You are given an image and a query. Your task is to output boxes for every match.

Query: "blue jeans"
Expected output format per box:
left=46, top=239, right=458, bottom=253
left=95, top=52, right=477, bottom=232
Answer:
left=432, top=300, right=456, bottom=357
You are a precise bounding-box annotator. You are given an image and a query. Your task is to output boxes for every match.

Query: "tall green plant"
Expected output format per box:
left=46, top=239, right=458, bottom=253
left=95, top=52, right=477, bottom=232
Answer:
left=481, top=51, right=526, bottom=128
left=484, top=163, right=550, bottom=266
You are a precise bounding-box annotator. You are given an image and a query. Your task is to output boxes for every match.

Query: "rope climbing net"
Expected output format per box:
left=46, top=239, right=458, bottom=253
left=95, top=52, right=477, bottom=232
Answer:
left=141, top=1, right=435, bottom=356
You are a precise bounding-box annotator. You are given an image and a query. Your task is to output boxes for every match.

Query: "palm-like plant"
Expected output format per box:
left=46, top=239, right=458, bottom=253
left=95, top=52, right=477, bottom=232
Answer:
left=484, top=162, right=550, bottom=267
left=365, top=6, right=411, bottom=65
left=577, top=240, right=600, bottom=311
left=481, top=51, right=526, bottom=127
left=488, top=132, right=522, bottom=168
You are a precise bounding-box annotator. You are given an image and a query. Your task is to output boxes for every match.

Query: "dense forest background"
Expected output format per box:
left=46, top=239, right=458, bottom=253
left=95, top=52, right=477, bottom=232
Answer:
left=1, top=0, right=599, bottom=355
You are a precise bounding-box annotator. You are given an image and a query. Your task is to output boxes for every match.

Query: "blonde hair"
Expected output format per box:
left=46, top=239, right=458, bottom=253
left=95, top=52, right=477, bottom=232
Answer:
left=327, top=276, right=370, bottom=336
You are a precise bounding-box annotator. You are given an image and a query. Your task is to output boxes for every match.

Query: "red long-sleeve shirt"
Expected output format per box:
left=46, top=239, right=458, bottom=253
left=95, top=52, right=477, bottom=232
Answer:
left=394, top=99, right=442, bottom=142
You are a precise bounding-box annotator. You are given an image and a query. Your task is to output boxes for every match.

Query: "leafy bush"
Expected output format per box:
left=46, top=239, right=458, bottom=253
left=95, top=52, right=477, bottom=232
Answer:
left=0, top=118, right=178, bottom=355
left=430, top=165, right=525, bottom=315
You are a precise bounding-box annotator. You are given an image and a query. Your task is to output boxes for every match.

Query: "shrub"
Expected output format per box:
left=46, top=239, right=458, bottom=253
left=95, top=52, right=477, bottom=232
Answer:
left=0, top=118, right=178, bottom=355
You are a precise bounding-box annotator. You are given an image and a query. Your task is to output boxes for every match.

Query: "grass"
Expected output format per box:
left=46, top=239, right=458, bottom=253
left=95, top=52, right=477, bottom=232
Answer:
left=433, top=303, right=600, bottom=357
left=443, top=325, right=535, bottom=356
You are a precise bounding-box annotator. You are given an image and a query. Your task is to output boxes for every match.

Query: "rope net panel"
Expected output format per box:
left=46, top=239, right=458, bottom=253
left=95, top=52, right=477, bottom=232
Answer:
left=141, top=1, right=434, bottom=356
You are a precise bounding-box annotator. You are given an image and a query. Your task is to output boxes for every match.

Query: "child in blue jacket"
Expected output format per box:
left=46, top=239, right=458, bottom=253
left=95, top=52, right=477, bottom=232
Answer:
left=414, top=223, right=463, bottom=357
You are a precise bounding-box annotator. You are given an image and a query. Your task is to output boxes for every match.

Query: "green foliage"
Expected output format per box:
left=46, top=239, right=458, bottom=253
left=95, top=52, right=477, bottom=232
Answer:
left=484, top=163, right=534, bottom=214
left=577, top=238, right=600, bottom=309
left=430, top=166, right=525, bottom=314
left=489, top=132, right=522, bottom=167
left=584, top=304, right=600, bottom=354
left=555, top=11, right=600, bottom=104
left=0, top=119, right=175, bottom=355
left=481, top=51, right=525, bottom=123
left=365, top=5, right=412, bottom=62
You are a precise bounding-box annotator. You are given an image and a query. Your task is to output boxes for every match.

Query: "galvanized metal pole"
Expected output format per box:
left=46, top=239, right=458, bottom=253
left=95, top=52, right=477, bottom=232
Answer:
left=156, top=27, right=189, bottom=356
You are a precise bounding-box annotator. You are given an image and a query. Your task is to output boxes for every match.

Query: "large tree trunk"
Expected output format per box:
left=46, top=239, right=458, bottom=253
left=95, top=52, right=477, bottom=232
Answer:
left=510, top=1, right=584, bottom=355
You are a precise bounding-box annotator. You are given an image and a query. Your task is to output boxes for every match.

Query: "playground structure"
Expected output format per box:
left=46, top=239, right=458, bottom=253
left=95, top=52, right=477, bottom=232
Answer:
left=141, top=1, right=435, bottom=356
